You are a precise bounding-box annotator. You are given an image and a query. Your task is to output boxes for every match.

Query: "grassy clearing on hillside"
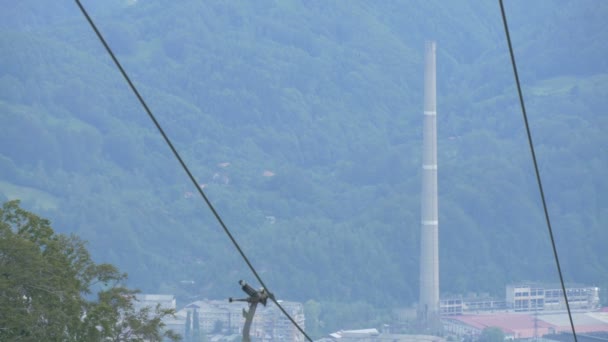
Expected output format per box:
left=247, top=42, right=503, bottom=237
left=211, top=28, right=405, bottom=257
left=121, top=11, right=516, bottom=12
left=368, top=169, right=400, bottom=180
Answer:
left=529, top=73, right=608, bottom=96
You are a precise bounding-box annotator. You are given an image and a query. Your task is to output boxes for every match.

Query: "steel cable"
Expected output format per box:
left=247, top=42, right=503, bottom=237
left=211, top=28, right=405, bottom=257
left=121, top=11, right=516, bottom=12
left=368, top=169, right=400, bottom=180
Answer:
left=73, top=1, right=312, bottom=340
left=499, top=1, right=578, bottom=341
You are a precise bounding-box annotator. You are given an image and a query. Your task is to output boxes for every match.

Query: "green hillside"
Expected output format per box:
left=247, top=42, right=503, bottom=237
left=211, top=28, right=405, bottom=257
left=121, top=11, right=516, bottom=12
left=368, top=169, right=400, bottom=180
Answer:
left=1, top=0, right=606, bottom=333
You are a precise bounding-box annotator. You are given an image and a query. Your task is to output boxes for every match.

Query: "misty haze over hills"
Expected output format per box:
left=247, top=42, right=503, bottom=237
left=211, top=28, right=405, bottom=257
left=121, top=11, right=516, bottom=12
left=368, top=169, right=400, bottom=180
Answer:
left=1, top=0, right=606, bottom=331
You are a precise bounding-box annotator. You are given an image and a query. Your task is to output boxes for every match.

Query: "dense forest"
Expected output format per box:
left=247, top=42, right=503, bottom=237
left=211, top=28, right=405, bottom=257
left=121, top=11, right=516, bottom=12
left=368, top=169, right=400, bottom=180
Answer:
left=1, top=0, right=606, bottom=333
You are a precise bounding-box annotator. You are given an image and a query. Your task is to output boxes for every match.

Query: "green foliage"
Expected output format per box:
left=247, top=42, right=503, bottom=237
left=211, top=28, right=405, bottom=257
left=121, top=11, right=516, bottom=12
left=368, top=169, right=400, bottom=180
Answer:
left=303, top=300, right=392, bottom=337
left=0, top=200, right=181, bottom=341
left=304, top=300, right=323, bottom=338
left=193, top=310, right=201, bottom=340
left=478, top=327, right=505, bottom=342
left=185, top=310, right=191, bottom=341
left=0, top=0, right=607, bottom=334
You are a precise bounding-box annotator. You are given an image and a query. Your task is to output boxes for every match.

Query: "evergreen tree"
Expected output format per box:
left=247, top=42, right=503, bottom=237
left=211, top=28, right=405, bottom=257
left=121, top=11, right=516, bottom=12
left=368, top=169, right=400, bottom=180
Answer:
left=478, top=327, right=505, bottom=342
left=185, top=310, right=192, bottom=342
left=193, top=309, right=201, bottom=341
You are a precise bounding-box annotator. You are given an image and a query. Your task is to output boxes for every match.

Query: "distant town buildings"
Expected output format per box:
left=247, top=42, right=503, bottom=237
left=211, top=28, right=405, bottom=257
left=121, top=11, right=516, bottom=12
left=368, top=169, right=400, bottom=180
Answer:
left=171, top=299, right=306, bottom=341
left=443, top=311, right=608, bottom=340
left=437, top=283, right=607, bottom=340
left=136, top=282, right=604, bottom=341
left=506, top=283, right=600, bottom=312
left=133, top=294, right=177, bottom=312
left=131, top=294, right=305, bottom=341
left=320, top=329, right=444, bottom=342
left=439, top=283, right=600, bottom=316
left=440, top=295, right=506, bottom=316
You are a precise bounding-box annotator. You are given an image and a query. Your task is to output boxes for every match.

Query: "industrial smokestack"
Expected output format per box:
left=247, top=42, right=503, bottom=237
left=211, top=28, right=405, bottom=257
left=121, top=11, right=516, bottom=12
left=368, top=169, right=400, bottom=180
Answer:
left=418, top=41, right=440, bottom=332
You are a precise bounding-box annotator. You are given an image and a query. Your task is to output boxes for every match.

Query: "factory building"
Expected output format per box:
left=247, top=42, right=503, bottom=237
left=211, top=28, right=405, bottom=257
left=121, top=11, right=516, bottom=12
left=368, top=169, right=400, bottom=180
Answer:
left=506, top=283, right=600, bottom=312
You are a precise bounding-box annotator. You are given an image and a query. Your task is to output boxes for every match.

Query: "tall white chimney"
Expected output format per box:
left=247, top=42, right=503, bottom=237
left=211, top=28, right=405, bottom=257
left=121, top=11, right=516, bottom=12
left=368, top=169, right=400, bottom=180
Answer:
left=418, top=41, right=440, bottom=331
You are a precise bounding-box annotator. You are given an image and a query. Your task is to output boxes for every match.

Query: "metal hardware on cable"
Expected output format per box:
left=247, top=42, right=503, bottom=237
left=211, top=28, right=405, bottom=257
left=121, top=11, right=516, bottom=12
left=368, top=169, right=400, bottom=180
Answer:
left=229, top=280, right=272, bottom=342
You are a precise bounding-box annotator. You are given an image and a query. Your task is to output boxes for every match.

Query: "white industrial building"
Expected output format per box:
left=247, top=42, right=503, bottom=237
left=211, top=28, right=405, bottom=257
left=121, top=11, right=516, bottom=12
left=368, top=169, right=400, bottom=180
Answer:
left=506, top=283, right=600, bottom=312
left=439, top=284, right=600, bottom=315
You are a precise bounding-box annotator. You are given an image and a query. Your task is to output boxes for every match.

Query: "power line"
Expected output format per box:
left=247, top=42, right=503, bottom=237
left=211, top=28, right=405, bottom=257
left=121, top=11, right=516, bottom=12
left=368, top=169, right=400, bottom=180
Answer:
left=73, top=1, right=312, bottom=341
left=498, top=1, right=578, bottom=341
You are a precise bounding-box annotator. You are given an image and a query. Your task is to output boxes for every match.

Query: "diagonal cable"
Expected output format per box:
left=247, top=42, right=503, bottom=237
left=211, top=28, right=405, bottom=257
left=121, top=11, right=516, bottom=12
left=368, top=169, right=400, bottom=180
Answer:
left=499, top=1, right=578, bottom=341
left=73, top=1, right=312, bottom=340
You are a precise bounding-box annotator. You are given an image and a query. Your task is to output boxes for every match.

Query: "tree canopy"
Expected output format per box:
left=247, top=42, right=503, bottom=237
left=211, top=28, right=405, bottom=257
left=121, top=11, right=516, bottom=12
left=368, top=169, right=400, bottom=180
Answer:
left=0, top=200, right=180, bottom=341
left=478, top=327, right=505, bottom=342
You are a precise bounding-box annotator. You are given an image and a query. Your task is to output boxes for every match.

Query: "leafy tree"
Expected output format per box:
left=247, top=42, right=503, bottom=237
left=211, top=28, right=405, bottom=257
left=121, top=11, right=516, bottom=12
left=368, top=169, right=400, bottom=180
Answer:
left=478, top=327, right=505, bottom=342
left=304, top=300, right=322, bottom=338
left=0, top=200, right=181, bottom=341
left=185, top=310, right=192, bottom=341
left=192, top=309, right=201, bottom=340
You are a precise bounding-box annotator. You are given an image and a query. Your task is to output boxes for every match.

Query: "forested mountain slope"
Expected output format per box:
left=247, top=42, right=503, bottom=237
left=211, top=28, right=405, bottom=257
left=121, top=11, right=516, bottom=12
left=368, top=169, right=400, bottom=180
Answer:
left=1, top=0, right=606, bottom=331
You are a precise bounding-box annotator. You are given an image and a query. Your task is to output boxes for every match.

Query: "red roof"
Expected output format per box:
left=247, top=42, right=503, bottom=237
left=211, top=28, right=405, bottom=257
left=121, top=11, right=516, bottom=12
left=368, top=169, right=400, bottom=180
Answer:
left=452, top=313, right=608, bottom=339
left=453, top=314, right=553, bottom=338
